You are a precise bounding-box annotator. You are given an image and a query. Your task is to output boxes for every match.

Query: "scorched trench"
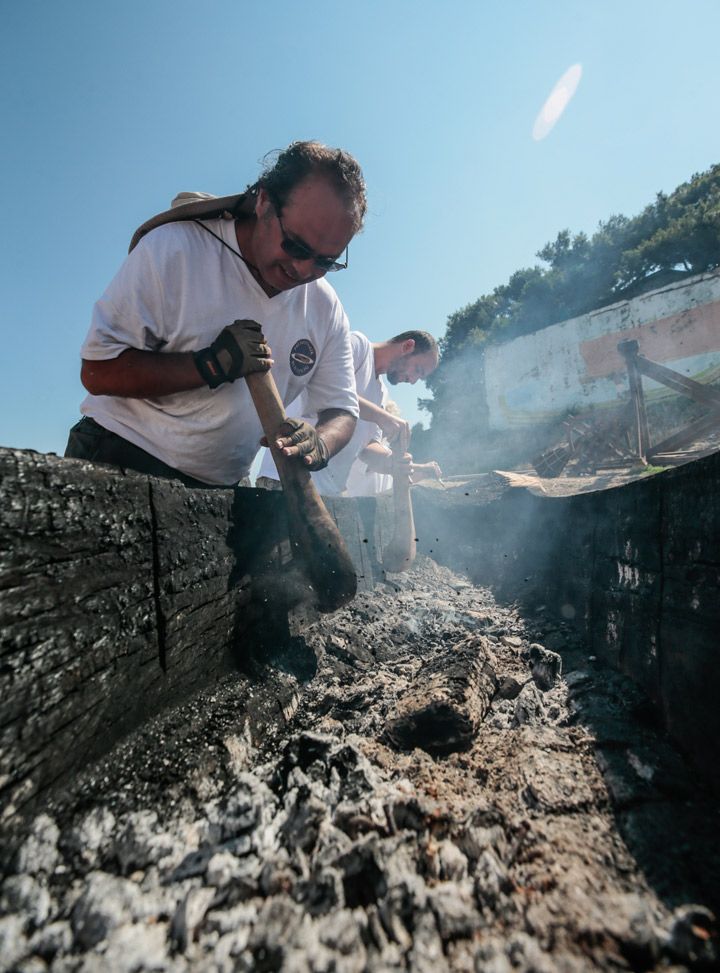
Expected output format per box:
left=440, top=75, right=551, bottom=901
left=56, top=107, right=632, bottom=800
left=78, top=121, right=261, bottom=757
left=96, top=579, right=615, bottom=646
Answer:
left=2, top=558, right=718, bottom=972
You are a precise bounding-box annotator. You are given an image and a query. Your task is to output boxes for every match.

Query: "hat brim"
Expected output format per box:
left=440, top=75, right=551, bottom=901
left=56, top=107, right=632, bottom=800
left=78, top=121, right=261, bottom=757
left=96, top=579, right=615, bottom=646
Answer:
left=129, top=190, right=255, bottom=252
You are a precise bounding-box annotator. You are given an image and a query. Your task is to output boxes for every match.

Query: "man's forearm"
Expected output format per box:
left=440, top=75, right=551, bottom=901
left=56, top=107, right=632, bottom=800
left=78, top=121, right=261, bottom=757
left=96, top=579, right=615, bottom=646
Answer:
left=81, top=349, right=204, bottom=398
left=358, top=396, right=387, bottom=425
left=358, top=396, right=409, bottom=443
left=359, top=441, right=393, bottom=474
left=316, top=409, right=357, bottom=459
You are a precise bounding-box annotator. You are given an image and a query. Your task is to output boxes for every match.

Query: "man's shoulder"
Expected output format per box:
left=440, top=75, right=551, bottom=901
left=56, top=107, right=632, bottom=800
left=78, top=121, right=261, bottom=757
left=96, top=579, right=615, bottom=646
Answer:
left=350, top=330, right=372, bottom=365
left=303, top=276, right=346, bottom=325
left=134, top=218, right=217, bottom=257
left=350, top=330, right=371, bottom=350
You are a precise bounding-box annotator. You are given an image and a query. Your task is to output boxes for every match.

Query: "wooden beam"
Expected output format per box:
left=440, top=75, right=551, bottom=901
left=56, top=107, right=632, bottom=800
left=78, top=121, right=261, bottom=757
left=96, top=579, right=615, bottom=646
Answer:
left=635, top=355, right=720, bottom=408
left=618, top=341, right=650, bottom=464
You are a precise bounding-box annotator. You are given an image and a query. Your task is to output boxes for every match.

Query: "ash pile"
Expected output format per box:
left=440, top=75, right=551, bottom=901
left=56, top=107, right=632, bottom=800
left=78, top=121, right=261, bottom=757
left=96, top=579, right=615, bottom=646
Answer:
left=2, top=558, right=719, bottom=972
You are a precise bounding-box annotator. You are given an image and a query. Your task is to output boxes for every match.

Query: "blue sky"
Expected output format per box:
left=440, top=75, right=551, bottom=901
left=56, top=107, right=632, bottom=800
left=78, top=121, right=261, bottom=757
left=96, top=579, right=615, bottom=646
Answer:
left=2, top=0, right=719, bottom=457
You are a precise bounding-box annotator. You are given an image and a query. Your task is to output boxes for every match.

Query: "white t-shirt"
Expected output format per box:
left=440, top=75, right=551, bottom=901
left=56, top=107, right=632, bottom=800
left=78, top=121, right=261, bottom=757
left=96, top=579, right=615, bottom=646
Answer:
left=258, top=330, right=382, bottom=495
left=345, top=378, right=393, bottom=496
left=80, top=218, right=358, bottom=485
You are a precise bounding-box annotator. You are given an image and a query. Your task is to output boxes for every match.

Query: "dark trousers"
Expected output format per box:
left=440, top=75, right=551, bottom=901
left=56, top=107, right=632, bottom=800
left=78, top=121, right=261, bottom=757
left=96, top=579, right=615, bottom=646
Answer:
left=65, top=417, right=230, bottom=489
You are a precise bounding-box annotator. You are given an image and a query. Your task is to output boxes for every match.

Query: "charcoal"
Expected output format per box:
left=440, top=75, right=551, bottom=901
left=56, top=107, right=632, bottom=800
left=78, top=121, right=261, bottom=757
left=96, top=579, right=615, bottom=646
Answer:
left=662, top=904, right=718, bottom=967
left=167, top=836, right=251, bottom=884
left=27, top=919, right=73, bottom=961
left=280, top=790, right=327, bottom=854
left=512, top=682, right=546, bottom=726
left=0, top=914, right=29, bottom=972
left=5, top=557, right=717, bottom=972
left=61, top=807, right=116, bottom=870
left=71, top=872, right=145, bottom=947
left=293, top=867, right=344, bottom=916
left=1, top=875, right=51, bottom=928
left=170, top=886, right=216, bottom=953
left=326, top=634, right=373, bottom=665
left=505, top=933, right=557, bottom=973
left=428, top=882, right=480, bottom=940
left=407, top=910, right=449, bottom=972
left=259, top=859, right=297, bottom=897
left=90, top=921, right=170, bottom=972
left=457, top=823, right=507, bottom=863
left=496, top=675, right=524, bottom=699
left=474, top=850, right=511, bottom=910
left=336, top=838, right=388, bottom=909
left=14, top=957, right=48, bottom=973
left=15, top=815, right=60, bottom=877
left=247, top=896, right=309, bottom=970
left=279, top=731, right=334, bottom=779
left=114, top=810, right=176, bottom=873
left=528, top=643, right=563, bottom=691
left=314, top=907, right=368, bottom=962
left=205, top=849, right=261, bottom=891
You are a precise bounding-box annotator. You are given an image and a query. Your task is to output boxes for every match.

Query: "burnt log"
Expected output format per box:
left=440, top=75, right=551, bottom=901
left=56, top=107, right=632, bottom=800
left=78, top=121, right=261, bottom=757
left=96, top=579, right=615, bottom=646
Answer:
left=385, top=635, right=498, bottom=755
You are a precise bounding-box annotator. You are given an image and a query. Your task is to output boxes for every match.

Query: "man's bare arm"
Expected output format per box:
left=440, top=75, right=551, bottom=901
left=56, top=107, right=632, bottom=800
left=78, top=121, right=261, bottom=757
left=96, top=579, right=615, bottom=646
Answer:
left=315, top=408, right=357, bottom=459
left=81, top=321, right=272, bottom=398
left=359, top=441, right=392, bottom=474
left=411, top=460, right=443, bottom=482
left=357, top=396, right=410, bottom=444
left=359, top=440, right=411, bottom=479
left=81, top=350, right=205, bottom=398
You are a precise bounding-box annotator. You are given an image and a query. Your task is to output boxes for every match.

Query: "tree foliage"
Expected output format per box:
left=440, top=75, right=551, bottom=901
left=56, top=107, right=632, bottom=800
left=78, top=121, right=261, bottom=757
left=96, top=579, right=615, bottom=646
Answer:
left=423, top=164, right=720, bottom=427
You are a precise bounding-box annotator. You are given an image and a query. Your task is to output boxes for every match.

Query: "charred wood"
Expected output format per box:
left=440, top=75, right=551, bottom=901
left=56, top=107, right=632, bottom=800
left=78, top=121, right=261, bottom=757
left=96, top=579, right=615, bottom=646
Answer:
left=385, top=635, right=498, bottom=755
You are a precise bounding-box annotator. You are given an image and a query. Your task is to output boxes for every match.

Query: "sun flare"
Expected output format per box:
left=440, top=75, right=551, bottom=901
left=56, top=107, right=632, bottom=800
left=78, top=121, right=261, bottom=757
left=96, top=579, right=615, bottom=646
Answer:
left=532, top=63, right=583, bottom=140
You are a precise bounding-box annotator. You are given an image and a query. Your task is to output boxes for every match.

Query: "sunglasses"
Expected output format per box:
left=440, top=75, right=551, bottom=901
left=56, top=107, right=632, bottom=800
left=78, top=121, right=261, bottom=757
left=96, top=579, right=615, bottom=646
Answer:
left=275, top=208, right=349, bottom=273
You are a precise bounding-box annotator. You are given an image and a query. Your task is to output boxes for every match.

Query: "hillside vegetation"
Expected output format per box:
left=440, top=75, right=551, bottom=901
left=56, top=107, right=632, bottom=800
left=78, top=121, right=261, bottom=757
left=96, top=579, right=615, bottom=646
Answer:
left=414, top=164, right=720, bottom=471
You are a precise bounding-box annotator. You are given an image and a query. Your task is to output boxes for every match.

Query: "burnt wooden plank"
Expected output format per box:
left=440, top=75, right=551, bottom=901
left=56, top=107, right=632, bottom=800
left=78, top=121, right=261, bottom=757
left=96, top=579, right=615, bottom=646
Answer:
left=149, top=478, right=242, bottom=695
left=0, top=451, right=158, bottom=822
left=0, top=448, right=382, bottom=829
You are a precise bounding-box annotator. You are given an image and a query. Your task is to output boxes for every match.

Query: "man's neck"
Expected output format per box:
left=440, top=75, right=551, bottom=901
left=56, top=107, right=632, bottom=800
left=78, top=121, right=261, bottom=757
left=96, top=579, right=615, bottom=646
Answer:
left=234, top=218, right=279, bottom=298
left=372, top=341, right=393, bottom=376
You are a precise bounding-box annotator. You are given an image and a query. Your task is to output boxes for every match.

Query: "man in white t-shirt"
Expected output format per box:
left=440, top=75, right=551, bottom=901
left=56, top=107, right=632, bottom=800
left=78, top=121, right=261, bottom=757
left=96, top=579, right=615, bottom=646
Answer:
left=65, top=141, right=366, bottom=488
left=257, top=330, right=440, bottom=495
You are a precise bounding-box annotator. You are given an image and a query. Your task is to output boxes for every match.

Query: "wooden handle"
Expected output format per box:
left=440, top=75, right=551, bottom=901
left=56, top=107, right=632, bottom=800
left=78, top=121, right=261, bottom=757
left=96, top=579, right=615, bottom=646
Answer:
left=381, top=425, right=417, bottom=574
left=246, top=371, right=357, bottom=611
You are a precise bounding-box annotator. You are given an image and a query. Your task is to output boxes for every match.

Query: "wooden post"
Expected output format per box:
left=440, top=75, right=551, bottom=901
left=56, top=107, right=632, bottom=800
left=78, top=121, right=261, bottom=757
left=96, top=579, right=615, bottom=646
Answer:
left=618, top=340, right=650, bottom=465
left=380, top=425, right=417, bottom=574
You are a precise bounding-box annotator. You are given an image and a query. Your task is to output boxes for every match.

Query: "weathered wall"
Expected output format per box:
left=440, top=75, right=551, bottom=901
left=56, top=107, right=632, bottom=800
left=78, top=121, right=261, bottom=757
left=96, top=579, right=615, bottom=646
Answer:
left=413, top=453, right=720, bottom=789
left=0, top=449, right=378, bottom=830
left=484, top=270, right=720, bottom=430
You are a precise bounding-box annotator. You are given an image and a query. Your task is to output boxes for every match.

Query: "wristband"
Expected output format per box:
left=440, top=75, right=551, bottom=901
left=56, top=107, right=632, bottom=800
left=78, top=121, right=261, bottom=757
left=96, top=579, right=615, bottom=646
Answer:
left=193, top=348, right=226, bottom=389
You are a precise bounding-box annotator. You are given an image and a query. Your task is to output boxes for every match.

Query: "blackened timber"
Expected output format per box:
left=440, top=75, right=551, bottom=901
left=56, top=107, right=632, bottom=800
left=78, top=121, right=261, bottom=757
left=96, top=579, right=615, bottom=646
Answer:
left=385, top=635, right=498, bottom=755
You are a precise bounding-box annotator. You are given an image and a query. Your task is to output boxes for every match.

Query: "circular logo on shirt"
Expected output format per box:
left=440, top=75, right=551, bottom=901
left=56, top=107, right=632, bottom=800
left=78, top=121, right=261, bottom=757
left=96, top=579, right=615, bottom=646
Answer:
left=289, top=338, right=317, bottom=376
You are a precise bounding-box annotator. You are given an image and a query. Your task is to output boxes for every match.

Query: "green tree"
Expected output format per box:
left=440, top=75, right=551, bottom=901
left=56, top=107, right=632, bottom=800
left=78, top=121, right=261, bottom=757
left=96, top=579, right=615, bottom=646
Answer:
left=424, top=163, right=720, bottom=472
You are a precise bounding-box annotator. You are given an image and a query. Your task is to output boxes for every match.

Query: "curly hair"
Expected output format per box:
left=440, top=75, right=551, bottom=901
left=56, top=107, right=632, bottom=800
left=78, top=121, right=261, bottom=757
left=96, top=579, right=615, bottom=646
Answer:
left=254, top=141, right=367, bottom=233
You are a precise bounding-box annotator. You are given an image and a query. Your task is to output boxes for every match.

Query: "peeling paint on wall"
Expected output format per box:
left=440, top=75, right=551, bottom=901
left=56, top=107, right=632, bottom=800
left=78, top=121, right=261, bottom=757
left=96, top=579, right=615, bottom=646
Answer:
left=485, top=271, right=720, bottom=430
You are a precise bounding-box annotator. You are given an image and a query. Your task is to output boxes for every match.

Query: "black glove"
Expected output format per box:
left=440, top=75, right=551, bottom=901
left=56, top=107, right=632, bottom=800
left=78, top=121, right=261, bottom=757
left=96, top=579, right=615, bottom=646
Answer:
left=278, top=418, right=330, bottom=471
left=194, top=319, right=271, bottom=388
